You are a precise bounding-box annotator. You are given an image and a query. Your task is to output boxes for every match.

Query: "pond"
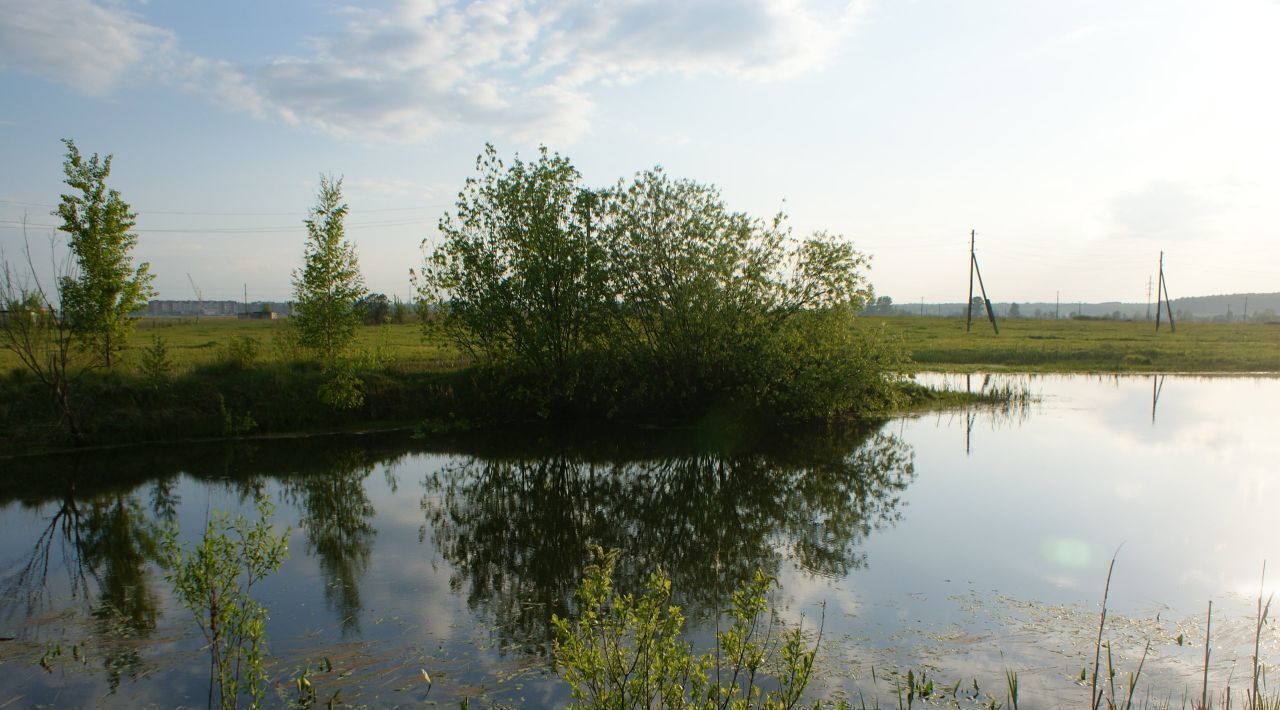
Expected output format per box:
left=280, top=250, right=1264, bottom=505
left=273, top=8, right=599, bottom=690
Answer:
left=1, top=374, right=1277, bottom=708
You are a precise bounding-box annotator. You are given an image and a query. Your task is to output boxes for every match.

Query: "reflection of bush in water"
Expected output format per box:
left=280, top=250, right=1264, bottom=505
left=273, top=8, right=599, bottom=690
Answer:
left=420, top=429, right=914, bottom=652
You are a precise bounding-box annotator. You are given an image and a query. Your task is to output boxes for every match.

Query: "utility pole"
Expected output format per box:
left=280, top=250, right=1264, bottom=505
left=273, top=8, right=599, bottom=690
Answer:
left=1152, top=276, right=1162, bottom=321
left=967, top=230, right=976, bottom=331
left=1244, top=295, right=1249, bottom=322
left=920, top=297, right=924, bottom=316
left=973, top=256, right=999, bottom=334
left=1055, top=291, right=1059, bottom=320
left=243, top=283, right=249, bottom=315
left=965, top=229, right=999, bottom=334
left=1156, top=251, right=1176, bottom=332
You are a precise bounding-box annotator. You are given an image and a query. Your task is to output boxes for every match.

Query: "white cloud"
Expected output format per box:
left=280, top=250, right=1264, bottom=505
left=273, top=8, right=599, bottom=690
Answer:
left=534, top=0, right=864, bottom=85
left=0, top=0, right=176, bottom=95
left=0, top=0, right=866, bottom=143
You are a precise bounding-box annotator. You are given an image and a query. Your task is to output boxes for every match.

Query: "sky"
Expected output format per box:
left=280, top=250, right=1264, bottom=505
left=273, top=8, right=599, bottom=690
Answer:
left=1, top=0, right=1277, bottom=305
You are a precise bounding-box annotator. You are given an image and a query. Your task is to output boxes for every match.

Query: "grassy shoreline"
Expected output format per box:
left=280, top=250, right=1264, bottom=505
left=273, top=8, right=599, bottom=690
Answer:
left=1, top=315, right=1272, bottom=455
left=0, top=361, right=1007, bottom=457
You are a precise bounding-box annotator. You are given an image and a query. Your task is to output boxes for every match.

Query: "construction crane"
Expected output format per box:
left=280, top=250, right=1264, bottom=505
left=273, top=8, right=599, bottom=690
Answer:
left=187, top=273, right=203, bottom=321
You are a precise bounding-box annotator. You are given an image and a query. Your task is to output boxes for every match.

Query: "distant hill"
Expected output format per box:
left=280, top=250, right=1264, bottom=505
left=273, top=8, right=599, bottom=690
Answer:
left=872, top=292, right=1280, bottom=322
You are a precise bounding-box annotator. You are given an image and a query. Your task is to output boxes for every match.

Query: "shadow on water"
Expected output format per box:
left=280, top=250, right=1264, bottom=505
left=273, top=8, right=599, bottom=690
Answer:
left=0, top=422, right=915, bottom=703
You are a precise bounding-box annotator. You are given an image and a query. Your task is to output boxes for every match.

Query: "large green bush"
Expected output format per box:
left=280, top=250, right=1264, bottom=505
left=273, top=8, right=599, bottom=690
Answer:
left=420, top=146, right=902, bottom=423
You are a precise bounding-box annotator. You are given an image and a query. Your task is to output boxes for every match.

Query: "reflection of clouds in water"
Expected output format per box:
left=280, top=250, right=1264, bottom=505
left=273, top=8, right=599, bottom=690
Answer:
left=774, top=566, right=861, bottom=631
left=1085, top=377, right=1277, bottom=459
left=363, top=471, right=462, bottom=642
left=918, top=374, right=1280, bottom=467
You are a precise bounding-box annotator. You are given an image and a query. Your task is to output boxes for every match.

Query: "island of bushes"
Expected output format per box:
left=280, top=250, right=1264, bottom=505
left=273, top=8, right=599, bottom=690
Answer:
left=1, top=143, right=988, bottom=453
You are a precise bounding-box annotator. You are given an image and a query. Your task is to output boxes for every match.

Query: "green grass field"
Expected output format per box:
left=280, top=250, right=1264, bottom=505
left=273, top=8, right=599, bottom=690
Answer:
left=7, top=317, right=469, bottom=374
left=2, top=315, right=1277, bottom=376
left=865, top=315, right=1280, bottom=372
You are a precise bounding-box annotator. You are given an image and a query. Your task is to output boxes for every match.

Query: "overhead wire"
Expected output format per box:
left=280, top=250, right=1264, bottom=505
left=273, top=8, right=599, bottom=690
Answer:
left=0, top=217, right=434, bottom=234
left=0, top=197, right=451, bottom=216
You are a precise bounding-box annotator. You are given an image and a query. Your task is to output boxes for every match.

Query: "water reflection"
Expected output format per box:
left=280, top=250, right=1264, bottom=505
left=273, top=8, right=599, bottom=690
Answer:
left=1151, top=374, right=1166, bottom=423
left=420, top=426, right=915, bottom=651
left=281, top=452, right=378, bottom=636
left=0, top=426, right=915, bottom=702
left=0, top=469, right=165, bottom=690
left=1, top=376, right=1276, bottom=705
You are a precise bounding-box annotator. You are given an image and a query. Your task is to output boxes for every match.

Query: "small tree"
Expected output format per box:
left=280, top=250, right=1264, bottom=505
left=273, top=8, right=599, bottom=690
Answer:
left=1, top=232, right=87, bottom=441
left=292, top=176, right=366, bottom=363
left=163, top=497, right=290, bottom=709
left=55, top=139, right=155, bottom=369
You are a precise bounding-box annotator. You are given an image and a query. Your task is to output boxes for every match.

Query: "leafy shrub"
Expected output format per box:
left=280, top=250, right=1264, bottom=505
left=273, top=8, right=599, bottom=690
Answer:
left=419, top=145, right=898, bottom=423
left=415, top=144, right=610, bottom=378
left=221, top=335, right=261, bottom=369
left=553, top=548, right=818, bottom=709
left=162, top=497, right=290, bottom=710
left=217, top=394, right=257, bottom=437
left=317, top=365, right=365, bottom=411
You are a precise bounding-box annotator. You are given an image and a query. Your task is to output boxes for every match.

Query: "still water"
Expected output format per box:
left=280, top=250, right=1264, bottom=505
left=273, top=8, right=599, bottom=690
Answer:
left=1, top=374, right=1277, bottom=707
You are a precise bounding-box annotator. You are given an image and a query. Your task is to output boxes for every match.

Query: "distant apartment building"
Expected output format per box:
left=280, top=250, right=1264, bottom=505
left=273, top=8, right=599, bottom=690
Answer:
left=142, top=300, right=292, bottom=317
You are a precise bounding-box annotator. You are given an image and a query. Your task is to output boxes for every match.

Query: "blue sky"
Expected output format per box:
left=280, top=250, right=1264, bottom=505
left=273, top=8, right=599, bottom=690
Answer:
left=1, top=0, right=1276, bottom=304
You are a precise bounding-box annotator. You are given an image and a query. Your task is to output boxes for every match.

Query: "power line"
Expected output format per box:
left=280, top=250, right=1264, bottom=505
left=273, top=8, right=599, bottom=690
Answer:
left=0, top=197, right=450, bottom=215
left=0, top=217, right=432, bottom=234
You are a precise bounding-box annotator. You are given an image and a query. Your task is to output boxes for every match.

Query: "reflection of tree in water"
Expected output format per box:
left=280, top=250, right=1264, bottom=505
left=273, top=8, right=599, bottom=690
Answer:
left=0, top=478, right=165, bottom=691
left=0, top=484, right=95, bottom=621
left=281, top=452, right=377, bottom=636
left=80, top=493, right=163, bottom=689
left=420, top=428, right=914, bottom=652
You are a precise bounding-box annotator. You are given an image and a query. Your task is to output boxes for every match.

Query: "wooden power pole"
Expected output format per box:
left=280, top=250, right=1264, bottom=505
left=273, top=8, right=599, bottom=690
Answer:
left=966, top=230, right=999, bottom=334
left=1156, top=251, right=1176, bottom=332
left=966, top=230, right=976, bottom=331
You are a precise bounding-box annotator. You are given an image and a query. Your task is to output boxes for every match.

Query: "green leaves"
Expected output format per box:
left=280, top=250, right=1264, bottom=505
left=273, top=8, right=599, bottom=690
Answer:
left=162, top=497, right=290, bottom=709
left=55, top=139, right=155, bottom=369
left=139, top=334, right=173, bottom=389
left=552, top=548, right=820, bottom=709
left=292, top=175, right=366, bottom=364
left=421, top=144, right=899, bottom=423
left=417, top=144, right=609, bottom=377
